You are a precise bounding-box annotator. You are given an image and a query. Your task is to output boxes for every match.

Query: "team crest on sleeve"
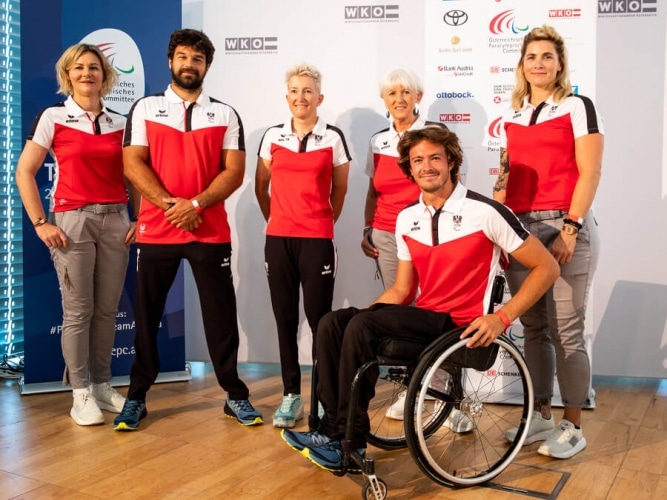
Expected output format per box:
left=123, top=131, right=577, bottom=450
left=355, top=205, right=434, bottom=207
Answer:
left=452, top=215, right=462, bottom=231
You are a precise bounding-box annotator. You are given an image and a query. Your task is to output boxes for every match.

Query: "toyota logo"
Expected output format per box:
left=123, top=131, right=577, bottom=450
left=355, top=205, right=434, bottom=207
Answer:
left=443, top=10, right=468, bottom=26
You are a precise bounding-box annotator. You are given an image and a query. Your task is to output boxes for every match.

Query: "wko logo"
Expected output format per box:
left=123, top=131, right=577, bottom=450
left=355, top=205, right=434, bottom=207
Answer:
left=225, top=37, right=278, bottom=53
left=344, top=5, right=399, bottom=21
left=598, top=0, right=657, bottom=15
left=549, top=8, right=582, bottom=17
left=440, top=113, right=471, bottom=123
left=489, top=9, right=530, bottom=34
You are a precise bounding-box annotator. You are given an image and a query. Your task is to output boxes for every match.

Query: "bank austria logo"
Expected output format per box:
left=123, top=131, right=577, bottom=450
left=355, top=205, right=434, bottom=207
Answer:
left=438, top=64, right=473, bottom=77
left=549, top=8, right=582, bottom=18
left=224, top=37, right=278, bottom=54
left=81, top=29, right=145, bottom=115
left=443, top=9, right=468, bottom=26
left=598, top=0, right=657, bottom=16
left=344, top=4, right=399, bottom=22
left=489, top=9, right=530, bottom=34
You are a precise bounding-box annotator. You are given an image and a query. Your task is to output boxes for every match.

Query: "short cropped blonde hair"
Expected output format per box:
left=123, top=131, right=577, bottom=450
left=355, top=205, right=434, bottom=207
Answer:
left=285, top=63, right=322, bottom=93
left=56, top=43, right=118, bottom=97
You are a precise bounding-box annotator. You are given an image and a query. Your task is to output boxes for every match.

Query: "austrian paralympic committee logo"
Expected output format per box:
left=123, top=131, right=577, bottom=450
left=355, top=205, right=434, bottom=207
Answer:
left=81, top=29, right=145, bottom=115
left=487, top=116, right=502, bottom=151
left=224, top=37, right=278, bottom=54
left=489, top=9, right=530, bottom=34
left=598, top=0, right=657, bottom=16
left=344, top=5, right=399, bottom=22
left=443, top=10, right=469, bottom=26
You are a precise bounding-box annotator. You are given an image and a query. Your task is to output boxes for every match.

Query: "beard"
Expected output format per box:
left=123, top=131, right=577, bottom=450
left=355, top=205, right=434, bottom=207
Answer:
left=171, top=68, right=204, bottom=90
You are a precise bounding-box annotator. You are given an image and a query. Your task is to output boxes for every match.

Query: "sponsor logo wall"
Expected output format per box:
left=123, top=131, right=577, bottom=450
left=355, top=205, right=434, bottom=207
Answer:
left=425, top=2, right=598, bottom=405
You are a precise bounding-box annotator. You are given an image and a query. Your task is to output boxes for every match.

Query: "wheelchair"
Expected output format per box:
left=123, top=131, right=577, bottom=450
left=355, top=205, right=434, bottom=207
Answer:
left=309, top=276, right=534, bottom=499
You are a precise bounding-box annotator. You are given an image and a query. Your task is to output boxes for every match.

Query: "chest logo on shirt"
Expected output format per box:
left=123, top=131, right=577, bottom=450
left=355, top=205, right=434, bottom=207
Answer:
left=155, top=109, right=168, bottom=118
left=277, top=134, right=289, bottom=143
left=512, top=111, right=522, bottom=119
left=66, top=114, right=78, bottom=124
left=105, top=116, right=114, bottom=128
left=380, top=140, right=391, bottom=150
left=313, top=134, right=323, bottom=145
left=547, top=105, right=559, bottom=117
left=321, top=264, right=332, bottom=275
left=411, top=220, right=421, bottom=232
left=452, top=215, right=462, bottom=231
left=207, top=112, right=215, bottom=123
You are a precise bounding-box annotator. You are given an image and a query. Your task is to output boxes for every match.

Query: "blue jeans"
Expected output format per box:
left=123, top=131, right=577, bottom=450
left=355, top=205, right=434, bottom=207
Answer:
left=505, top=210, right=599, bottom=408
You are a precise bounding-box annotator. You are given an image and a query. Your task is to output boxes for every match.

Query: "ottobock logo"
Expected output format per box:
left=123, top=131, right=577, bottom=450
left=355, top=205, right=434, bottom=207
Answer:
left=549, top=8, right=582, bottom=17
left=224, top=37, right=278, bottom=54
left=344, top=5, right=399, bottom=22
left=598, top=0, right=657, bottom=16
left=435, top=91, right=474, bottom=99
left=439, top=113, right=471, bottom=123
left=489, top=9, right=530, bottom=34
left=443, top=10, right=469, bottom=26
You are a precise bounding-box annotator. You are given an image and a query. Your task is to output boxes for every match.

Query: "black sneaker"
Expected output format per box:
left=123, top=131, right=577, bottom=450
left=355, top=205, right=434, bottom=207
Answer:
left=224, top=397, right=263, bottom=426
left=113, top=399, right=147, bottom=431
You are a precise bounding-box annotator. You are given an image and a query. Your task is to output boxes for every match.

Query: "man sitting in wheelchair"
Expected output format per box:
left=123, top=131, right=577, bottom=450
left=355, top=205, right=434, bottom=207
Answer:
left=281, top=126, right=559, bottom=472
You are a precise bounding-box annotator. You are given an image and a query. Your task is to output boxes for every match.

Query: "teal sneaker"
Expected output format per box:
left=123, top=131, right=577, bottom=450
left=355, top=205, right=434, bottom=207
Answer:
left=113, top=399, right=147, bottom=431
left=224, top=397, right=263, bottom=426
left=273, top=394, right=304, bottom=428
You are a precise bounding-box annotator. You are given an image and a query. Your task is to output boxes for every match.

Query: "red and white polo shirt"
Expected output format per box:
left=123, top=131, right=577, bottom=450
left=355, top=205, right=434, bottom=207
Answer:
left=124, top=85, right=244, bottom=244
left=28, top=96, right=127, bottom=211
left=500, top=94, right=604, bottom=214
left=258, top=117, right=351, bottom=239
left=396, top=183, right=528, bottom=325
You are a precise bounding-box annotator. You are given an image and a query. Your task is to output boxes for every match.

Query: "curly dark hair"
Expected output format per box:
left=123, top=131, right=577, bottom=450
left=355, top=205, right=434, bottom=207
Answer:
left=167, top=29, right=215, bottom=65
left=397, top=126, right=463, bottom=183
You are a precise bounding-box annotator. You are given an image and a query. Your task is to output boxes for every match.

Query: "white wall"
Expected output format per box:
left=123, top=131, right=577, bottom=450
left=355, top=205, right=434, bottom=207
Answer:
left=181, top=0, right=667, bottom=379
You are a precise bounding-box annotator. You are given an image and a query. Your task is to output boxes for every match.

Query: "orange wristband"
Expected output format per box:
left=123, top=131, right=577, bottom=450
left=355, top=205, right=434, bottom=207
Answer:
left=495, top=309, right=511, bottom=328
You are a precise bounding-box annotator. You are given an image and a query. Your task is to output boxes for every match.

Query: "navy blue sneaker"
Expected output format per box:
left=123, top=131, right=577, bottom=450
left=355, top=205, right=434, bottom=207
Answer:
left=224, top=397, right=263, bottom=426
left=113, top=399, right=147, bottom=431
left=281, top=429, right=330, bottom=452
left=303, top=440, right=364, bottom=473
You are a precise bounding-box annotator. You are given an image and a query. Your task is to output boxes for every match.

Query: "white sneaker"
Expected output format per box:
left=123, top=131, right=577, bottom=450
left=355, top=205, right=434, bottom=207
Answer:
left=273, top=394, right=304, bottom=428
left=91, top=382, right=126, bottom=413
left=70, top=393, right=104, bottom=426
left=538, top=419, right=586, bottom=459
left=385, top=390, right=407, bottom=420
left=443, top=408, right=475, bottom=433
left=505, top=411, right=556, bottom=445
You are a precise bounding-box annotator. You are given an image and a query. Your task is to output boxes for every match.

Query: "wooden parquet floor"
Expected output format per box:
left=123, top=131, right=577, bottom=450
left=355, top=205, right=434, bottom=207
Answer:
left=1, top=363, right=666, bottom=499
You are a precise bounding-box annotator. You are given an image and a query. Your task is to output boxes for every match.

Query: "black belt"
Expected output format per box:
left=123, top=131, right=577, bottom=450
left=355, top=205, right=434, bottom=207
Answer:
left=517, top=210, right=566, bottom=223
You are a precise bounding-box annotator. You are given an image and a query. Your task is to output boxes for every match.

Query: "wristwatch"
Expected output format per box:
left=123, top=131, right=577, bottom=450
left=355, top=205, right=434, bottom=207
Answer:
left=562, top=223, right=578, bottom=235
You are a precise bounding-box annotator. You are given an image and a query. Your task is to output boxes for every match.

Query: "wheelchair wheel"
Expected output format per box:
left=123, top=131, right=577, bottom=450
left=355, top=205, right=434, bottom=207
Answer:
left=361, top=478, right=387, bottom=500
left=366, top=365, right=451, bottom=450
left=404, top=336, right=533, bottom=487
